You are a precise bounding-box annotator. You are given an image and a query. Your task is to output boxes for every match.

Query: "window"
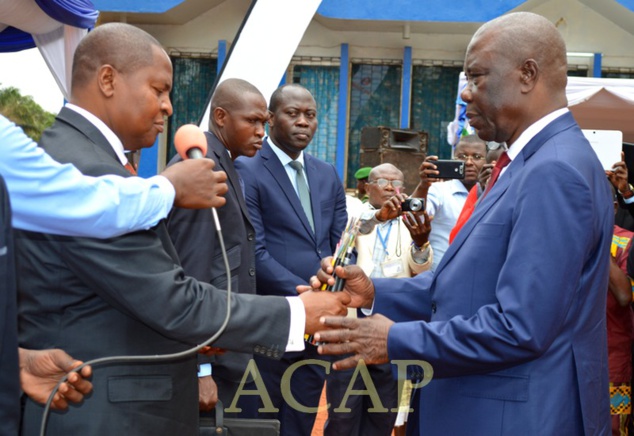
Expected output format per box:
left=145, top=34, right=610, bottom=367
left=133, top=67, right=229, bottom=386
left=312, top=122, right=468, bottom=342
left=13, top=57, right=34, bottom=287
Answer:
left=167, top=56, right=218, bottom=161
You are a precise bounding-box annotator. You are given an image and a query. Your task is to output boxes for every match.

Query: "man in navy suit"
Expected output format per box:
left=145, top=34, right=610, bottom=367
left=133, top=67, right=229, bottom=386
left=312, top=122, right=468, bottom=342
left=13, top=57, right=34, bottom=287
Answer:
left=235, top=84, right=348, bottom=435
left=311, top=12, right=613, bottom=435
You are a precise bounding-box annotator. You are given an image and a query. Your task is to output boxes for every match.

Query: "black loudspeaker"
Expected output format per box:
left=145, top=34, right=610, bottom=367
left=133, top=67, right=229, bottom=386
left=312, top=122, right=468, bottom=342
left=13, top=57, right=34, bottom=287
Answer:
left=359, top=127, right=428, bottom=193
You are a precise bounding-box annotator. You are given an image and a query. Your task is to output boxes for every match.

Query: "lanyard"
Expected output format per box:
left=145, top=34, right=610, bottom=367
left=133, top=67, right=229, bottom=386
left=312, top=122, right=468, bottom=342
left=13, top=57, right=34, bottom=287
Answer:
left=376, top=220, right=393, bottom=255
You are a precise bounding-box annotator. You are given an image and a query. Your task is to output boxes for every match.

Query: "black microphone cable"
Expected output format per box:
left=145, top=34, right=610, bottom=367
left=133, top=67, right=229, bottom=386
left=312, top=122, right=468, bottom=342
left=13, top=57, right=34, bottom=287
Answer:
left=39, top=207, right=230, bottom=436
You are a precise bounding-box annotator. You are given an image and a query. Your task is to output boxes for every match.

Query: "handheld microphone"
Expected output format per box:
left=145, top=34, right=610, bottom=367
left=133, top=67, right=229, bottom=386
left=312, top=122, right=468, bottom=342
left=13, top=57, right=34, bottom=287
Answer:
left=174, top=124, right=208, bottom=159
left=39, top=124, right=230, bottom=436
left=173, top=124, right=221, bottom=231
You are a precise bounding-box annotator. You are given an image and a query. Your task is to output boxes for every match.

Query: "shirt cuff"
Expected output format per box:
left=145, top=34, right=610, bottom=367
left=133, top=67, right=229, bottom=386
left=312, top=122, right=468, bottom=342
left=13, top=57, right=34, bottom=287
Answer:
left=197, top=363, right=212, bottom=378
left=360, top=299, right=375, bottom=317
left=624, top=195, right=634, bottom=204
left=285, top=297, right=306, bottom=352
left=411, top=242, right=432, bottom=264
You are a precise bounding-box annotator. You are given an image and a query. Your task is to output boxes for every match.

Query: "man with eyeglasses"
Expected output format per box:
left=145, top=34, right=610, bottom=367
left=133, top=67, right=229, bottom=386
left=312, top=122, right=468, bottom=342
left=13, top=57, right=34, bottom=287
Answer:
left=325, top=163, right=433, bottom=436
left=448, top=141, right=507, bottom=243
left=414, top=134, right=487, bottom=270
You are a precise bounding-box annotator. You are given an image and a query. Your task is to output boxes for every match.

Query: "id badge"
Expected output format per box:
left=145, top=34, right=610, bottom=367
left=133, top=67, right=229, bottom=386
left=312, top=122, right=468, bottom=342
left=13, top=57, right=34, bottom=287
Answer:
left=381, top=259, right=403, bottom=277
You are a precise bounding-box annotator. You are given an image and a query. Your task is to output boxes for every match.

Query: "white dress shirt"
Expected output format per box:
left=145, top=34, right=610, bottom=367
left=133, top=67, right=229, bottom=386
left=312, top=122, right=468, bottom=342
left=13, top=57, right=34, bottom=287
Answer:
left=426, top=178, right=469, bottom=270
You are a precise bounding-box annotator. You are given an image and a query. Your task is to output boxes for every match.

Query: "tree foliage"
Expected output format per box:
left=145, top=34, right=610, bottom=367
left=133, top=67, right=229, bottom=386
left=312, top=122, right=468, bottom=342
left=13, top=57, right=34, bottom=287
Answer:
left=0, top=85, right=55, bottom=142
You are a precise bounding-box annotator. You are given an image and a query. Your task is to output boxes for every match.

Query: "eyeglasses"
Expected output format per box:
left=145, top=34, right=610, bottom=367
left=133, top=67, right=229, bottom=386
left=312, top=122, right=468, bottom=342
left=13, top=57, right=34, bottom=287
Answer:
left=368, top=178, right=404, bottom=189
left=455, top=153, right=485, bottom=162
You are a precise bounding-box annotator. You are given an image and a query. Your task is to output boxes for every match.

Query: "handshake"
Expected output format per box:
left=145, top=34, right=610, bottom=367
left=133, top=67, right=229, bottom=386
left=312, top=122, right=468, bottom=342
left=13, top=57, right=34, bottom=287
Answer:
left=297, top=255, right=376, bottom=336
left=297, top=257, right=392, bottom=371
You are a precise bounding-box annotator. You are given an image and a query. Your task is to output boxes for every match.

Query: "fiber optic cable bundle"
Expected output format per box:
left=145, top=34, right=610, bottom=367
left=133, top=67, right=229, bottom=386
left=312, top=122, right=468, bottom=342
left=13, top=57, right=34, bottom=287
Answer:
left=305, top=216, right=360, bottom=344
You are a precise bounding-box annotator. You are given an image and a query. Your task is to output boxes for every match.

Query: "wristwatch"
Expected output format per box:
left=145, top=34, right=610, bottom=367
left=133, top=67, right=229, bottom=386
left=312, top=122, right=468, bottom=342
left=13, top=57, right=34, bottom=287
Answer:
left=412, top=241, right=430, bottom=251
left=619, top=184, right=634, bottom=199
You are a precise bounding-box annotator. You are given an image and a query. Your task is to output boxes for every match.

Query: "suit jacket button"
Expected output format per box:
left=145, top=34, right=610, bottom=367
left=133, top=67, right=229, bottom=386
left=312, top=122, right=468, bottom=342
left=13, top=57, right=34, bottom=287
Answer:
left=247, top=233, right=254, bottom=241
left=431, top=301, right=437, bottom=314
left=249, top=268, right=255, bottom=276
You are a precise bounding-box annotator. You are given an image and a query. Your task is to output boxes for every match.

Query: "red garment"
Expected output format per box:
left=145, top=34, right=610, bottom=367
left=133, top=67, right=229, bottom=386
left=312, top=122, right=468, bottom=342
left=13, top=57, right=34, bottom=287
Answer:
left=608, top=225, right=634, bottom=382
left=482, top=151, right=510, bottom=198
left=448, top=184, right=479, bottom=244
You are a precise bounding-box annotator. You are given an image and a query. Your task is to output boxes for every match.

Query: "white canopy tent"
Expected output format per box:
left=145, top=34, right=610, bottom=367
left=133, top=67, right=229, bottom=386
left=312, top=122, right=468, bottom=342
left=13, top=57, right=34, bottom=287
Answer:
left=0, top=0, right=95, bottom=100
left=454, top=73, right=634, bottom=144
left=567, top=76, right=634, bottom=144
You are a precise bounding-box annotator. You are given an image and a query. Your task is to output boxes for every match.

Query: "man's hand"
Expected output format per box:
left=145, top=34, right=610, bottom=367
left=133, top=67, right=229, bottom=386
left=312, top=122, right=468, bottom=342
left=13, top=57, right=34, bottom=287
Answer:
left=606, top=152, right=630, bottom=194
left=411, top=156, right=440, bottom=198
left=313, top=314, right=395, bottom=370
left=161, top=159, right=228, bottom=209
left=19, top=348, right=92, bottom=410
left=478, top=162, right=495, bottom=190
left=198, top=376, right=218, bottom=412
left=300, top=290, right=351, bottom=335
left=375, top=194, right=408, bottom=222
left=402, top=210, right=431, bottom=248
left=420, top=156, right=442, bottom=184
left=302, top=257, right=375, bottom=309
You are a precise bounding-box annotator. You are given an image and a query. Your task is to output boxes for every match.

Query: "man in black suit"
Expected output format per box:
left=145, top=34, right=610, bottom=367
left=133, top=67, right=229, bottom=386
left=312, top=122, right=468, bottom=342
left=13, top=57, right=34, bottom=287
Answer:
left=16, top=23, right=351, bottom=435
left=167, top=78, right=269, bottom=416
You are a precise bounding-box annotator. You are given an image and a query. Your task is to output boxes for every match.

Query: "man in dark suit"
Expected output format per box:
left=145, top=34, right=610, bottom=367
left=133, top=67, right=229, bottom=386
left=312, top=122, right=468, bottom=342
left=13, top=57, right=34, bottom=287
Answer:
left=0, top=172, right=94, bottom=434
left=312, top=12, right=613, bottom=435
left=0, top=172, right=20, bottom=435
left=235, top=84, right=348, bottom=435
left=16, top=23, right=351, bottom=435
left=167, top=78, right=269, bottom=416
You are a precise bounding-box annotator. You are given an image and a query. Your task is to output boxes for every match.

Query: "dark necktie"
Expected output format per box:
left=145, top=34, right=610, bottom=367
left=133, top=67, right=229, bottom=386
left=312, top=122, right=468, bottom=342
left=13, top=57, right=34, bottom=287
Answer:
left=483, top=151, right=510, bottom=198
left=289, top=160, right=314, bottom=232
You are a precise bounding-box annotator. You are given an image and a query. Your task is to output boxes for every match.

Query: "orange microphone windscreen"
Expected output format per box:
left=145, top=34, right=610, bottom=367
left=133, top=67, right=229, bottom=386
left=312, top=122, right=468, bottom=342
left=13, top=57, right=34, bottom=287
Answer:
left=174, top=124, right=207, bottom=160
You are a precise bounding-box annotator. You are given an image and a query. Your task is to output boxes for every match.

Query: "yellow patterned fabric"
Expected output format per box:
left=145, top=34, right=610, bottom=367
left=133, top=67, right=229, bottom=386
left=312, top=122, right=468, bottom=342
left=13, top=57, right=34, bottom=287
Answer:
left=610, top=383, right=632, bottom=415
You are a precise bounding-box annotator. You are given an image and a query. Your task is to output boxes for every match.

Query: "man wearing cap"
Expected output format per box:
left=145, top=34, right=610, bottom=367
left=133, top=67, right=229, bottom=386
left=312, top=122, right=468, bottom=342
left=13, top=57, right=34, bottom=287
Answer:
left=354, top=167, right=372, bottom=202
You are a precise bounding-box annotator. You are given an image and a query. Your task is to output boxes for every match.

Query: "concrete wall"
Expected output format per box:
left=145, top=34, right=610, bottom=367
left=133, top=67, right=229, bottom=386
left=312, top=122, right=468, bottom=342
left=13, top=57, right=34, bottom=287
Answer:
left=131, top=0, right=634, bottom=71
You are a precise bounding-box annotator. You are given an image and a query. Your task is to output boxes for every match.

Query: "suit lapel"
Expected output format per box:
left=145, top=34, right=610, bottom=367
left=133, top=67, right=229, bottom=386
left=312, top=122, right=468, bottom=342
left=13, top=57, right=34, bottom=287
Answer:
left=436, top=158, right=518, bottom=276
left=206, top=132, right=253, bottom=226
left=433, top=112, right=578, bottom=279
left=262, top=140, right=316, bottom=240
left=57, top=107, right=121, bottom=164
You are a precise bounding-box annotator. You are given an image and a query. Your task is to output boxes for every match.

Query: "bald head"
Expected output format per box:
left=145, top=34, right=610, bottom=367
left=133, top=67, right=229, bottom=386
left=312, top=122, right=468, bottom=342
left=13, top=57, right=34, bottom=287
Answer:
left=367, top=163, right=404, bottom=208
left=210, top=79, right=265, bottom=114
left=369, top=163, right=402, bottom=181
left=269, top=83, right=315, bottom=113
left=71, top=23, right=163, bottom=95
left=462, top=12, right=569, bottom=145
left=472, top=12, right=568, bottom=92
left=208, top=78, right=268, bottom=159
